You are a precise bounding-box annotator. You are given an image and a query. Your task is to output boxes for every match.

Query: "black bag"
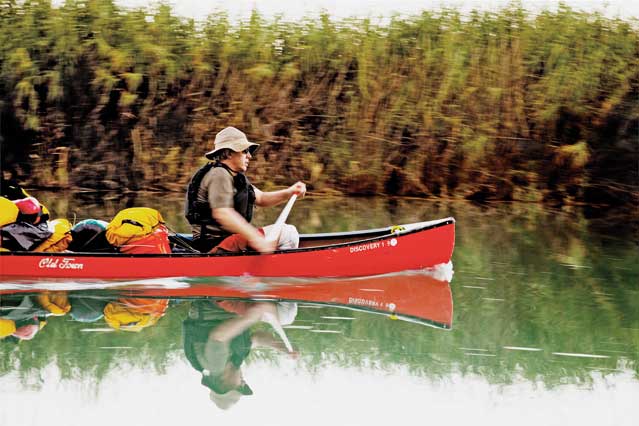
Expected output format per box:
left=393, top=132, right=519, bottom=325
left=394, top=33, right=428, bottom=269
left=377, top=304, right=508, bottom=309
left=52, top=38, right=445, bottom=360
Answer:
left=68, top=219, right=116, bottom=252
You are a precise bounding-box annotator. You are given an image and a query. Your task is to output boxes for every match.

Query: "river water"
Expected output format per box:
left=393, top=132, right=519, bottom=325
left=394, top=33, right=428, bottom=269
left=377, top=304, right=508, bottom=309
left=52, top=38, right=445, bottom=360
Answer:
left=1, top=193, right=637, bottom=425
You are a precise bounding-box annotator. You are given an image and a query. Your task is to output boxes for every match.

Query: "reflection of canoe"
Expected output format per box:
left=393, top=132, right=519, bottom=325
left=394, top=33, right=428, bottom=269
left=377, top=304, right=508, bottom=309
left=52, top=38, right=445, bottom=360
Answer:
left=0, top=270, right=453, bottom=329
left=127, top=270, right=454, bottom=329
left=0, top=218, right=455, bottom=280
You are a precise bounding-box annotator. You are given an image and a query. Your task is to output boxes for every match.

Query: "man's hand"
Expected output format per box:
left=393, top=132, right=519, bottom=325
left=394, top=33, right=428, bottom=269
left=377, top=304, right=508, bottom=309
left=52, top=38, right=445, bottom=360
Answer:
left=254, top=181, right=307, bottom=207
left=213, top=207, right=275, bottom=253
left=288, top=181, right=306, bottom=197
left=248, top=235, right=278, bottom=254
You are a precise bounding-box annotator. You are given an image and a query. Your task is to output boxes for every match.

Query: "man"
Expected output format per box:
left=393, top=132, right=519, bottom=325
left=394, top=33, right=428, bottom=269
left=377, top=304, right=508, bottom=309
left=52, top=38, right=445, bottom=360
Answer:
left=186, top=127, right=306, bottom=253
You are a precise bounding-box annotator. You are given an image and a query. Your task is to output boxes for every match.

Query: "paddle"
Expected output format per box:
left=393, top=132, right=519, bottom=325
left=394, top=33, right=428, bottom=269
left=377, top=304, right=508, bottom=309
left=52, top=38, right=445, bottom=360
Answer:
left=261, top=311, right=294, bottom=353
left=264, top=194, right=298, bottom=244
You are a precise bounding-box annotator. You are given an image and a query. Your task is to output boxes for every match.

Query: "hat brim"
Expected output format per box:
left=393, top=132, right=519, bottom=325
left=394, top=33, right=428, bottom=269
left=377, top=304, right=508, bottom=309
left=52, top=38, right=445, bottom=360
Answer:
left=205, top=142, right=260, bottom=160
left=202, top=374, right=253, bottom=396
left=208, top=388, right=250, bottom=410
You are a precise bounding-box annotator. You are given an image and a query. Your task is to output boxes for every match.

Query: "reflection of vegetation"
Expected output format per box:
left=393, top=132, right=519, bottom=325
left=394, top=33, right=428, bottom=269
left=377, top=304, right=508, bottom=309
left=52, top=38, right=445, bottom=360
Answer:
left=1, top=1, right=637, bottom=207
left=0, top=301, right=189, bottom=387
left=450, top=201, right=639, bottom=384
left=1, top=291, right=636, bottom=390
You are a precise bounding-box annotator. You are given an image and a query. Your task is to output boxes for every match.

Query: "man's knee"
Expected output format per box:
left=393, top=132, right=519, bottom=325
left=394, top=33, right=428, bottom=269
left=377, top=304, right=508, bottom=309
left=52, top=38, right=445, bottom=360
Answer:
left=278, top=224, right=299, bottom=249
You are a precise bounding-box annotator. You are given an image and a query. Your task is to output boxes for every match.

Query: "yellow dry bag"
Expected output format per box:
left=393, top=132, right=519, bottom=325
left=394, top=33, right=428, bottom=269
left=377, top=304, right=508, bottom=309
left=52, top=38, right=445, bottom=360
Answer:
left=33, top=219, right=73, bottom=252
left=0, top=197, right=19, bottom=227
left=105, top=207, right=165, bottom=247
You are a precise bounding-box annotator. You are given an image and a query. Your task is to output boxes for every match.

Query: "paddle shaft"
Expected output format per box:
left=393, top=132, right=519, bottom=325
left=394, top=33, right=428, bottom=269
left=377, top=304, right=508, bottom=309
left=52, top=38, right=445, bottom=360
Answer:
left=265, top=194, right=298, bottom=242
left=262, top=312, right=294, bottom=352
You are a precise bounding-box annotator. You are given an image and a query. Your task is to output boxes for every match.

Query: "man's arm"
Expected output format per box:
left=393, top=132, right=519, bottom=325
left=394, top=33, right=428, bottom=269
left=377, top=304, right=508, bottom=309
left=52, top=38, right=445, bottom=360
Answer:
left=209, top=302, right=270, bottom=342
left=212, top=207, right=275, bottom=253
left=254, top=181, right=306, bottom=207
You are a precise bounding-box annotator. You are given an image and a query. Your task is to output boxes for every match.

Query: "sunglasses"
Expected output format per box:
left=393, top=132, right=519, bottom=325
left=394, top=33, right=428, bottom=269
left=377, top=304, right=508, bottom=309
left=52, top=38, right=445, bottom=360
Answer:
left=241, top=148, right=251, bottom=154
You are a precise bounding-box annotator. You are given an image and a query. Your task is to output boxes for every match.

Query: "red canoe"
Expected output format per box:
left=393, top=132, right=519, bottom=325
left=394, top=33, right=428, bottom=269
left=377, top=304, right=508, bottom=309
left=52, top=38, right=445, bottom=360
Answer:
left=0, top=218, right=455, bottom=280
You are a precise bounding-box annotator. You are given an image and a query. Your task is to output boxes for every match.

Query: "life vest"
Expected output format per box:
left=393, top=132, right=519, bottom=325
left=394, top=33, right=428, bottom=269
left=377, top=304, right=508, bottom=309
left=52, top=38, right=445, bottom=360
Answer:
left=33, top=219, right=73, bottom=252
left=185, top=162, right=256, bottom=232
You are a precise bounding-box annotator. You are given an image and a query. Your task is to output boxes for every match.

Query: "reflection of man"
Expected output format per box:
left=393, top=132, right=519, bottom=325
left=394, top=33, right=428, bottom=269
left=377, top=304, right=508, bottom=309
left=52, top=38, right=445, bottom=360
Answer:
left=183, top=299, right=297, bottom=409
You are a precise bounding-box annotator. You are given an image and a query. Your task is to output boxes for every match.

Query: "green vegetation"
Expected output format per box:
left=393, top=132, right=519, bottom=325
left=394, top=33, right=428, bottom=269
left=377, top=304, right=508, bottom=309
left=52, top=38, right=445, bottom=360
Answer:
left=1, top=1, right=637, bottom=207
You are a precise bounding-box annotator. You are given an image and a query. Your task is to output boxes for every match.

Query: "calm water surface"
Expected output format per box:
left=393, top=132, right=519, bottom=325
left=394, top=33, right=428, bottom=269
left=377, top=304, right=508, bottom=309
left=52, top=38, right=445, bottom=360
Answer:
left=1, top=193, right=637, bottom=426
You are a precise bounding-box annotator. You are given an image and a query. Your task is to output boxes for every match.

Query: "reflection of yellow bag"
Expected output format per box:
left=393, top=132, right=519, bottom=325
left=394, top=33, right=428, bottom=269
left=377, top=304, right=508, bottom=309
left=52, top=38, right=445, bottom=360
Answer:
left=36, top=292, right=71, bottom=316
left=103, top=299, right=168, bottom=332
left=33, top=219, right=73, bottom=252
left=0, top=197, right=19, bottom=227
left=0, top=318, right=17, bottom=339
left=105, top=208, right=165, bottom=247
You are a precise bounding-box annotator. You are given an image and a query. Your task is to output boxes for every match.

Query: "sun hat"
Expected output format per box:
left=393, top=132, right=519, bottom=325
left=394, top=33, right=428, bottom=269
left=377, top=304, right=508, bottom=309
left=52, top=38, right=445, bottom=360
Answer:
left=205, top=127, right=260, bottom=159
left=208, top=384, right=253, bottom=410
left=201, top=366, right=253, bottom=397
left=199, top=338, right=253, bottom=409
left=204, top=367, right=253, bottom=410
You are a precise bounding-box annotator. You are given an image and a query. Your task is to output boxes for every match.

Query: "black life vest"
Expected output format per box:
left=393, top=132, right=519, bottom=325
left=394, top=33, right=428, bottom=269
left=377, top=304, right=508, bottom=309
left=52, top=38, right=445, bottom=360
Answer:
left=185, top=162, right=256, bottom=234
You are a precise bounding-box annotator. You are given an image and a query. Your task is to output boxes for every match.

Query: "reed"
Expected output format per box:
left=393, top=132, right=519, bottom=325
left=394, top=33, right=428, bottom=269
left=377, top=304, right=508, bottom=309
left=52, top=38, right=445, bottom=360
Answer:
left=0, top=1, right=637, bottom=207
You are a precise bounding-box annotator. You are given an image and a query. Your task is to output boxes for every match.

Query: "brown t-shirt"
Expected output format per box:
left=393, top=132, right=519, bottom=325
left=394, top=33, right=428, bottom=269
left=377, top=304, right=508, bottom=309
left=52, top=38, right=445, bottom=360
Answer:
left=191, top=167, right=233, bottom=241
left=191, top=166, right=256, bottom=242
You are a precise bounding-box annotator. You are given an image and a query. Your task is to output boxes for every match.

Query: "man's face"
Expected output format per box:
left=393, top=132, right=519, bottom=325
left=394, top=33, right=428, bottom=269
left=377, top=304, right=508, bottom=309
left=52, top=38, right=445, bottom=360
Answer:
left=228, top=149, right=251, bottom=173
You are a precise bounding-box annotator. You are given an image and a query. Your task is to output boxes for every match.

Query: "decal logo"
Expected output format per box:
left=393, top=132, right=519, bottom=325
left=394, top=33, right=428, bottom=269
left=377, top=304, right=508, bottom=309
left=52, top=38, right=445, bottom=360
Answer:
left=348, top=297, right=396, bottom=311
left=349, top=238, right=398, bottom=253
left=38, top=257, right=84, bottom=270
